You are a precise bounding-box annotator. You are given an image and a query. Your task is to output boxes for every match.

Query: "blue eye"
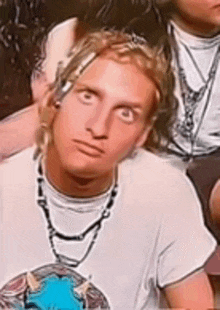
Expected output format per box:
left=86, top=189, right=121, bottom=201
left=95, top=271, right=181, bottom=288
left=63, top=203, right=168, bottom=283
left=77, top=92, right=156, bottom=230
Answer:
left=78, top=90, right=95, bottom=105
left=116, top=107, right=136, bottom=123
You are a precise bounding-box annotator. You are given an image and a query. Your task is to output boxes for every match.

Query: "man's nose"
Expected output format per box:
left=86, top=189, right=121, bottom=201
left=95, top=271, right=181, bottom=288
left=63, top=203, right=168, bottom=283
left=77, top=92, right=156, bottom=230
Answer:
left=85, top=108, right=111, bottom=139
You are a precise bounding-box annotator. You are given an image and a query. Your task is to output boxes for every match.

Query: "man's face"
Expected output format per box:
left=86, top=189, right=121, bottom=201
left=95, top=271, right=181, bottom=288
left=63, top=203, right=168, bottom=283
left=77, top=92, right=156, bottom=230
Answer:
left=48, top=55, right=157, bottom=178
left=173, top=0, right=220, bottom=35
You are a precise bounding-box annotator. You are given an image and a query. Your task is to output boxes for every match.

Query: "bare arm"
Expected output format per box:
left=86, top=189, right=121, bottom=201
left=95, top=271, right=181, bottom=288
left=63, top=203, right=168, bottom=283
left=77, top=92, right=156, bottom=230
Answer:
left=0, top=73, right=50, bottom=162
left=210, top=179, right=220, bottom=226
left=0, top=18, right=78, bottom=162
left=164, top=270, right=214, bottom=310
left=0, top=104, right=39, bottom=161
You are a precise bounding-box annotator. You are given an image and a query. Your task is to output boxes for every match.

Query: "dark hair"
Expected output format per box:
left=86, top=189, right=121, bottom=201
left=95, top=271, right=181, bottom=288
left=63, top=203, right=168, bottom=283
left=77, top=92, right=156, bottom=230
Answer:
left=153, top=0, right=176, bottom=24
left=0, top=0, right=51, bottom=119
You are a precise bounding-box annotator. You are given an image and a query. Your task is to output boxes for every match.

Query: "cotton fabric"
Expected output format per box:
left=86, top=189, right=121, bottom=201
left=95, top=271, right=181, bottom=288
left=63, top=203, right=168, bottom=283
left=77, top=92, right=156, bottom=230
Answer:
left=0, top=147, right=216, bottom=309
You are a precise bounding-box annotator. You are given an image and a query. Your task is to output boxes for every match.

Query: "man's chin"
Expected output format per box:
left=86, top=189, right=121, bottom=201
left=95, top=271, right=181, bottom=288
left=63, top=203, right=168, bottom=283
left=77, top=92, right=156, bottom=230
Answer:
left=63, top=161, right=107, bottom=180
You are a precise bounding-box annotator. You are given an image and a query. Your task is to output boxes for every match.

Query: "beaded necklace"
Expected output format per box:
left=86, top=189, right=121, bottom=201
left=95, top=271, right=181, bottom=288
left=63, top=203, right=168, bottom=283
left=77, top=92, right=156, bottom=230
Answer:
left=37, top=162, right=118, bottom=267
left=170, top=24, right=220, bottom=157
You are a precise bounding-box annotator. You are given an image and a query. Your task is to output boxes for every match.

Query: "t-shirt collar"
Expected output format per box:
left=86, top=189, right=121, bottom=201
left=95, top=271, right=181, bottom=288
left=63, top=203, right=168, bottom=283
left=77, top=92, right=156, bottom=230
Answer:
left=169, top=20, right=220, bottom=49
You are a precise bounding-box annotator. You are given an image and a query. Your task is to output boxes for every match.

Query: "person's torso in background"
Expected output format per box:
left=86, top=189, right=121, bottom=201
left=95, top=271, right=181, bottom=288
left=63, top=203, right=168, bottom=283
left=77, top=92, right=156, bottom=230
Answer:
left=168, top=21, right=220, bottom=157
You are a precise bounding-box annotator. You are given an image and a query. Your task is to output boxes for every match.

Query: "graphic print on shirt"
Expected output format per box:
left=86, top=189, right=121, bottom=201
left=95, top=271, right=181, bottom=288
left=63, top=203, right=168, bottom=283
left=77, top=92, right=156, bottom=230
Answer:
left=0, top=264, right=110, bottom=309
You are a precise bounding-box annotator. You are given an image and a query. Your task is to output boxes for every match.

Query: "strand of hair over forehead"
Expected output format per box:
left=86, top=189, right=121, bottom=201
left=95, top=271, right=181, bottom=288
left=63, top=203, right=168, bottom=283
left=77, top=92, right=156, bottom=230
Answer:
left=58, top=29, right=161, bottom=84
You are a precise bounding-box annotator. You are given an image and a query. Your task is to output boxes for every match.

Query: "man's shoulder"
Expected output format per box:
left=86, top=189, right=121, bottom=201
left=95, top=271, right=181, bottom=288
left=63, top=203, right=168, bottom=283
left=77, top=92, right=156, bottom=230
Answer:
left=121, top=148, right=201, bottom=213
left=122, top=148, right=186, bottom=182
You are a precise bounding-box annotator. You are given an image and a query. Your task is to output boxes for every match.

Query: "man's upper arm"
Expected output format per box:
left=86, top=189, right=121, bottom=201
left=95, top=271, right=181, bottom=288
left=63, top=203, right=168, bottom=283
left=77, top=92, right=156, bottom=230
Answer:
left=156, top=167, right=216, bottom=288
left=164, top=270, right=214, bottom=310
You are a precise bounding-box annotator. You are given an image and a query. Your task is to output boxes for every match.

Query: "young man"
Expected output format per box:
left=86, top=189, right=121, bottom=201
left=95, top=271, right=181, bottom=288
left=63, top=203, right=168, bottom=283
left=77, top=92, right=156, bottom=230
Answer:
left=0, top=29, right=216, bottom=309
left=155, top=0, right=220, bottom=239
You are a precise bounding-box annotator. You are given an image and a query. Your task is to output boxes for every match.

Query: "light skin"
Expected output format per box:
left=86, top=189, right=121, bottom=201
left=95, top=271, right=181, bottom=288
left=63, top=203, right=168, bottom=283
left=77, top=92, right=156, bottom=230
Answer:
left=210, top=179, right=220, bottom=226
left=172, top=0, right=220, bottom=37
left=46, top=54, right=156, bottom=197
left=165, top=269, right=214, bottom=310
left=0, top=73, right=47, bottom=162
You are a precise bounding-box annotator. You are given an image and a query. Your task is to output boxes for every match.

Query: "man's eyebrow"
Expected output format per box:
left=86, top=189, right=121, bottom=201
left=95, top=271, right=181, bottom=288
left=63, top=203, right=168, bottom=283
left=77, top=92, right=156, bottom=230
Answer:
left=74, top=82, right=101, bottom=96
left=115, top=100, right=145, bottom=111
left=119, top=102, right=144, bottom=109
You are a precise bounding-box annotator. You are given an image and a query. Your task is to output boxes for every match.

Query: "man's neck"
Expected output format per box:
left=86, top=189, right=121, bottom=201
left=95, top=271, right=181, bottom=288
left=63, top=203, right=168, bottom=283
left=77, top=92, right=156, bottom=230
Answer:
left=172, top=15, right=220, bottom=38
left=44, top=153, right=115, bottom=198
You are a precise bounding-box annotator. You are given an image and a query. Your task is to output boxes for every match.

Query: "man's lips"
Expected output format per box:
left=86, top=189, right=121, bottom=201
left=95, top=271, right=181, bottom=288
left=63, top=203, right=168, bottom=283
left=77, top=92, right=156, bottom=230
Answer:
left=73, top=139, right=105, bottom=155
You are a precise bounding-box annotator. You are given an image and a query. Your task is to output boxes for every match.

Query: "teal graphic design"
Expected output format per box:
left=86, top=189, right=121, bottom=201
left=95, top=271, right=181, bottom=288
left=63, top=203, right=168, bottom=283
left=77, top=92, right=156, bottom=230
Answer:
left=24, top=275, right=84, bottom=309
left=0, top=264, right=110, bottom=309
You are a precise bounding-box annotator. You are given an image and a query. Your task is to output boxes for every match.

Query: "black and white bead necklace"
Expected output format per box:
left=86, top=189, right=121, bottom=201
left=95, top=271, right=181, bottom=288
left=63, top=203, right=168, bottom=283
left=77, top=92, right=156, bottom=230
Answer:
left=37, top=161, right=118, bottom=267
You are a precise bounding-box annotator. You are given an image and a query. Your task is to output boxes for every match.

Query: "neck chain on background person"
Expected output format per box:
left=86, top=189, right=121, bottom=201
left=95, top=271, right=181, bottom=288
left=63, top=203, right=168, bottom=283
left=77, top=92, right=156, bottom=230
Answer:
left=36, top=161, right=118, bottom=268
left=170, top=25, right=220, bottom=157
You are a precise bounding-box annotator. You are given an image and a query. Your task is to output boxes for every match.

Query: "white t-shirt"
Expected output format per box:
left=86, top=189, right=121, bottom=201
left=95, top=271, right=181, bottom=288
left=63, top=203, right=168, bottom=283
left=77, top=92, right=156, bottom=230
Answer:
left=0, top=147, right=216, bottom=309
left=167, top=21, right=220, bottom=157
left=42, top=174, right=115, bottom=263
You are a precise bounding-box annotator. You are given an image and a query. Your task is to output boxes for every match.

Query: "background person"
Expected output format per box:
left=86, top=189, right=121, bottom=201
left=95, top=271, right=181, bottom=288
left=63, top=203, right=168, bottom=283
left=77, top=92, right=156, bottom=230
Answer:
left=155, top=0, right=220, bottom=241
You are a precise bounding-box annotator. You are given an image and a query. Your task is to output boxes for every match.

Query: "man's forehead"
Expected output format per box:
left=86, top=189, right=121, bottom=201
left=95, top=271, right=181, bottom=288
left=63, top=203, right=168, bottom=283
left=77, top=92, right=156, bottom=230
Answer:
left=75, top=55, right=154, bottom=87
left=65, top=47, right=145, bottom=84
left=74, top=54, right=154, bottom=85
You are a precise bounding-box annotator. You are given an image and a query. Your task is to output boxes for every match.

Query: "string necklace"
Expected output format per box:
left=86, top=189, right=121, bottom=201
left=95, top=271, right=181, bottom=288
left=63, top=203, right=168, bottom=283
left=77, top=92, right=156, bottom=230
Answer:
left=36, top=162, right=118, bottom=268
left=181, top=42, right=206, bottom=83
left=171, top=25, right=220, bottom=156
